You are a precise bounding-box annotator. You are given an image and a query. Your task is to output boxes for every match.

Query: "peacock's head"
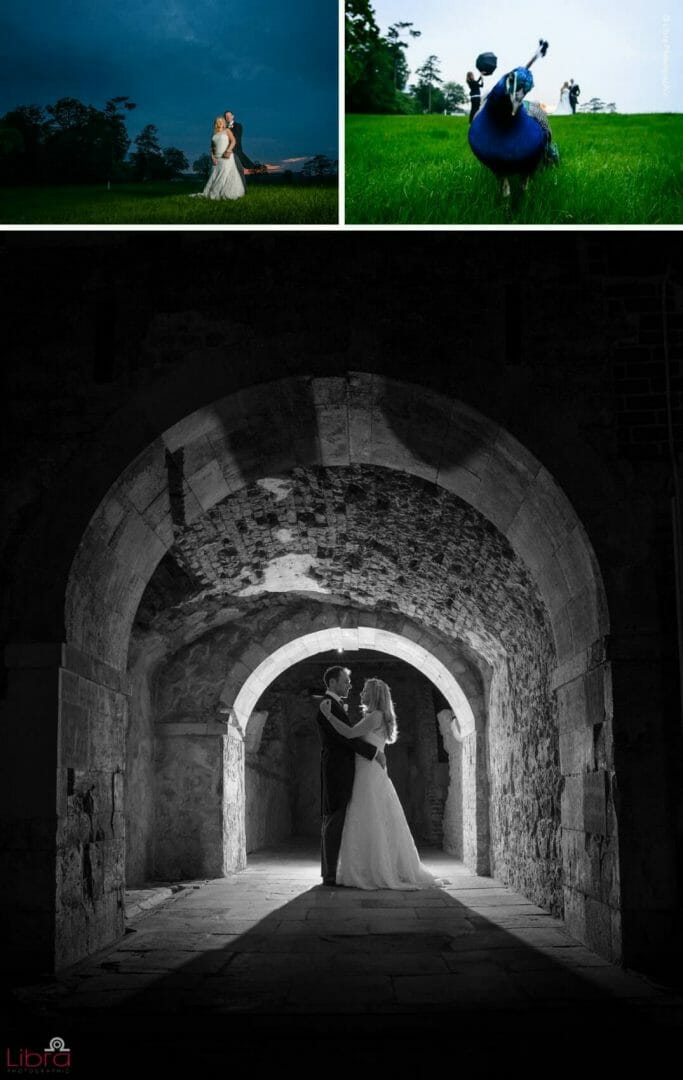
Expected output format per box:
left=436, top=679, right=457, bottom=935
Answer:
left=505, top=67, right=534, bottom=116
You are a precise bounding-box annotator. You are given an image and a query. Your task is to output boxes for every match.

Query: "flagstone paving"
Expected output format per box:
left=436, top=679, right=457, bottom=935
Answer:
left=5, top=840, right=682, bottom=1070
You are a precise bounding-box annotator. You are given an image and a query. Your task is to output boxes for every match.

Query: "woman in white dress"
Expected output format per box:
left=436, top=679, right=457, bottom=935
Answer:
left=321, top=678, right=447, bottom=890
left=554, top=82, right=573, bottom=115
left=192, top=116, right=245, bottom=200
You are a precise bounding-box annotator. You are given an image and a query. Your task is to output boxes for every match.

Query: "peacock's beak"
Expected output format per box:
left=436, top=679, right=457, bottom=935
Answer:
left=510, top=95, right=523, bottom=116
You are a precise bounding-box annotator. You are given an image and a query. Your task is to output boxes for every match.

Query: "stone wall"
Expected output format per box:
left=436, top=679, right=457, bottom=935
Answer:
left=487, top=656, right=562, bottom=915
left=125, top=658, right=156, bottom=885
left=245, top=698, right=293, bottom=852
left=154, top=727, right=238, bottom=880
left=3, top=233, right=681, bottom=976
left=150, top=638, right=480, bottom=868
left=56, top=647, right=127, bottom=969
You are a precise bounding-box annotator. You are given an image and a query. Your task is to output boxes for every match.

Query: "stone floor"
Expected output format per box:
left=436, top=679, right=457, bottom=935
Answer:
left=4, top=840, right=683, bottom=1071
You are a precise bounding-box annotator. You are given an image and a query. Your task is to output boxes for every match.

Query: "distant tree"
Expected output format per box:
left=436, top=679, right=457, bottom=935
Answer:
left=606, top=102, right=618, bottom=113
left=131, top=124, right=165, bottom=180
left=162, top=146, right=189, bottom=178
left=46, top=97, right=91, bottom=132
left=0, top=95, right=188, bottom=187
left=301, top=154, right=338, bottom=179
left=414, top=55, right=443, bottom=113
left=44, top=96, right=110, bottom=182
left=345, top=1, right=411, bottom=113
left=0, top=124, right=23, bottom=157
left=443, top=81, right=467, bottom=115
left=581, top=97, right=607, bottom=113
left=193, top=153, right=213, bottom=180
left=103, top=96, right=136, bottom=178
left=0, top=105, right=46, bottom=181
left=386, top=21, right=421, bottom=90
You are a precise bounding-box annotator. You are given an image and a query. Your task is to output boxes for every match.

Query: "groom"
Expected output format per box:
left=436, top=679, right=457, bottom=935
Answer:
left=316, top=665, right=386, bottom=886
left=568, top=79, right=580, bottom=114
left=223, top=110, right=256, bottom=176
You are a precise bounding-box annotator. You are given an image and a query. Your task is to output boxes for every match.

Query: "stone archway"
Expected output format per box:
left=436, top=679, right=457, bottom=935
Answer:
left=65, top=374, right=608, bottom=672
left=7, top=374, right=614, bottom=969
left=151, top=614, right=489, bottom=886
left=227, top=625, right=477, bottom=735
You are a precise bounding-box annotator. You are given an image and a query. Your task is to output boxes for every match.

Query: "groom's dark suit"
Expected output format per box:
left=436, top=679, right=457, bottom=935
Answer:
left=316, top=693, right=378, bottom=884
left=223, top=117, right=257, bottom=175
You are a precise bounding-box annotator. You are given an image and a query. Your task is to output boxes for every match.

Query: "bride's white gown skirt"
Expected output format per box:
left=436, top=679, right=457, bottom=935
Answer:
left=337, top=756, right=444, bottom=890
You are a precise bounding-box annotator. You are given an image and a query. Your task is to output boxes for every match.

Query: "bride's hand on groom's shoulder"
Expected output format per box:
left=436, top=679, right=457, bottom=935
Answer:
left=320, top=698, right=332, bottom=718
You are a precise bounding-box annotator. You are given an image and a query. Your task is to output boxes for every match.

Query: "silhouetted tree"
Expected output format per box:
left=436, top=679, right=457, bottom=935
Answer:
left=386, top=21, right=421, bottom=90
left=131, top=124, right=165, bottom=180
left=0, top=105, right=46, bottom=182
left=103, top=96, right=136, bottom=179
left=580, top=97, right=610, bottom=113
left=345, top=0, right=413, bottom=113
left=301, top=154, right=338, bottom=178
left=44, top=97, right=112, bottom=182
left=193, top=153, right=213, bottom=180
left=0, top=95, right=189, bottom=186
left=162, top=147, right=189, bottom=178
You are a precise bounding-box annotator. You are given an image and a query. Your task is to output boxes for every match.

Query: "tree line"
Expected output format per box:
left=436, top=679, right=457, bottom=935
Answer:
left=346, top=1, right=466, bottom=114
left=0, top=95, right=338, bottom=187
left=0, top=95, right=189, bottom=185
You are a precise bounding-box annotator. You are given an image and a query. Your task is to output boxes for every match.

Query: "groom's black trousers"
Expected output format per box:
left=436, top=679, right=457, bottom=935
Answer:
left=321, top=804, right=348, bottom=883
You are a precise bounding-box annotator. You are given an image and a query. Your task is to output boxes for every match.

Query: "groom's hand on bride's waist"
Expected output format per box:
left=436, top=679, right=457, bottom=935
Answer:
left=375, top=750, right=387, bottom=770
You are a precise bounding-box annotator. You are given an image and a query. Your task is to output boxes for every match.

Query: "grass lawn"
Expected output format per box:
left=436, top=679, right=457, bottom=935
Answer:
left=345, top=113, right=683, bottom=225
left=0, top=179, right=338, bottom=225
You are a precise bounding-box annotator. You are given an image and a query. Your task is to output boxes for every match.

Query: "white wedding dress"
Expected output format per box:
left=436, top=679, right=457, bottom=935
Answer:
left=554, top=88, right=572, bottom=115
left=192, top=132, right=245, bottom=200
left=337, top=728, right=445, bottom=890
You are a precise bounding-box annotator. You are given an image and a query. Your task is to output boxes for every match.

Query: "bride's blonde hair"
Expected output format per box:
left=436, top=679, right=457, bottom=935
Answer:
left=363, top=678, right=398, bottom=744
left=213, top=116, right=225, bottom=133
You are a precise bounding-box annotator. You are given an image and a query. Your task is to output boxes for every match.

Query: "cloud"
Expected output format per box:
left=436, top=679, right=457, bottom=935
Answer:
left=0, top=0, right=338, bottom=164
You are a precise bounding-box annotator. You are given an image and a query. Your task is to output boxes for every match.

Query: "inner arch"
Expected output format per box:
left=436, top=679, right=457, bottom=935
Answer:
left=226, top=627, right=476, bottom=738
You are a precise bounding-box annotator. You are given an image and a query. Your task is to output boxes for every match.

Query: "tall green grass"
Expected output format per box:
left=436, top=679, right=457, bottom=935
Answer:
left=0, top=180, right=338, bottom=225
left=346, top=113, right=683, bottom=224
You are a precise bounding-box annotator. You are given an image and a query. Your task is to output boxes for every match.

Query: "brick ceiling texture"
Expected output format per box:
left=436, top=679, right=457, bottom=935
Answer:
left=137, top=464, right=551, bottom=669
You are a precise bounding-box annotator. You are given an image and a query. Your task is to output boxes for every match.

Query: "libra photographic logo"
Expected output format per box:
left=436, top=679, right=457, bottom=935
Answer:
left=5, top=1036, right=72, bottom=1072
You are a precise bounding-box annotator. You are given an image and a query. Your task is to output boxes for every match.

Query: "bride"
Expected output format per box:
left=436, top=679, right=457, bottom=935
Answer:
left=191, top=116, right=245, bottom=200
left=321, top=678, right=447, bottom=890
left=554, top=81, right=572, bottom=115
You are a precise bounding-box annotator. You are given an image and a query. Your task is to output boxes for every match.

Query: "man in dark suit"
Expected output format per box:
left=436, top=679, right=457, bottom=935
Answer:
left=316, top=665, right=386, bottom=886
left=568, top=80, right=580, bottom=114
left=223, top=110, right=257, bottom=177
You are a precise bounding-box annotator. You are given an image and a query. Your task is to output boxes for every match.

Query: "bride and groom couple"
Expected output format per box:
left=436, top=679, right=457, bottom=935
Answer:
left=192, top=109, right=254, bottom=201
left=317, top=665, right=448, bottom=890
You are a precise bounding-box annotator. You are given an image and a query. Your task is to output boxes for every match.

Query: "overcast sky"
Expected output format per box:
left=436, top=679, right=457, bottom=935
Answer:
left=0, top=1, right=338, bottom=169
left=371, top=0, right=681, bottom=113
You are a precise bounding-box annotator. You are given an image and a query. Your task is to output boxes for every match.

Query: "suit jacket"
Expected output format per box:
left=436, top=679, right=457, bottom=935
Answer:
left=316, top=694, right=377, bottom=815
left=226, top=119, right=256, bottom=169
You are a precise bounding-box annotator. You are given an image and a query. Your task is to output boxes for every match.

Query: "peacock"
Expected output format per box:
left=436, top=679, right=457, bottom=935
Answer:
left=468, top=40, right=559, bottom=198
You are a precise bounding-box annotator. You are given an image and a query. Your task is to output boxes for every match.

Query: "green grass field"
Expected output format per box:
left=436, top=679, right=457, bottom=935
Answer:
left=0, top=179, right=338, bottom=225
left=346, top=113, right=683, bottom=225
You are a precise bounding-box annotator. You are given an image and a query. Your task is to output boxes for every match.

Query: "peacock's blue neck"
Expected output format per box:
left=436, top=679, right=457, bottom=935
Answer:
left=485, top=67, right=534, bottom=120
left=486, top=76, right=514, bottom=119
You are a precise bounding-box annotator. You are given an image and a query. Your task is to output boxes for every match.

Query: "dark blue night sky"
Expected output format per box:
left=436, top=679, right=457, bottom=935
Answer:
left=0, top=1, right=338, bottom=169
